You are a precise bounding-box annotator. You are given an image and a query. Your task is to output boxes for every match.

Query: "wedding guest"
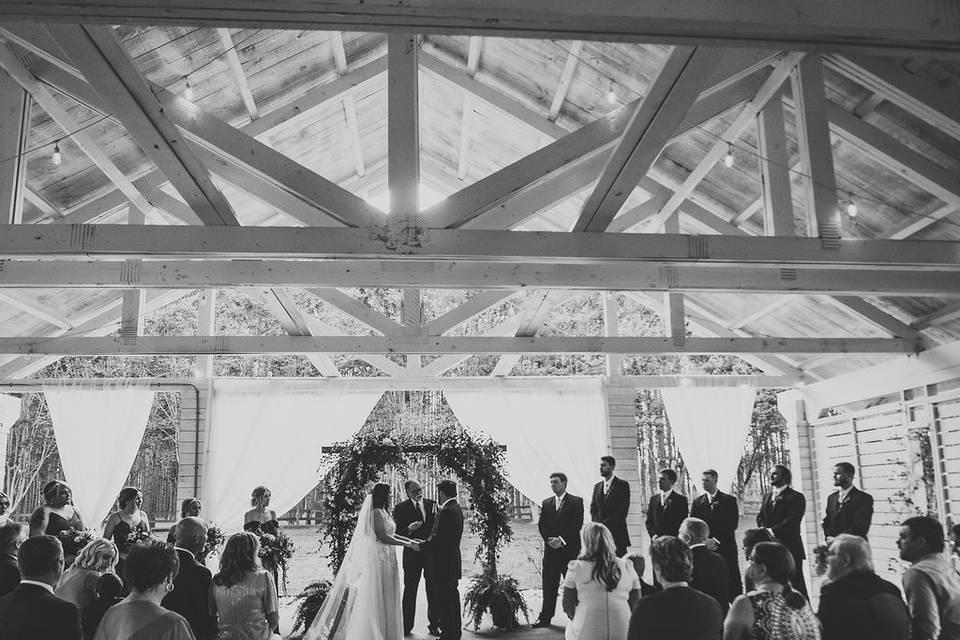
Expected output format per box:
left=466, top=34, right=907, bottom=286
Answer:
left=627, top=536, right=722, bottom=640
left=211, top=531, right=279, bottom=640
left=756, top=465, right=808, bottom=597
left=81, top=573, right=123, bottom=640
left=822, top=462, right=873, bottom=540
left=679, top=517, right=730, bottom=615
left=162, top=517, right=216, bottom=640
left=0, top=520, right=24, bottom=597
left=167, top=498, right=202, bottom=544
left=624, top=554, right=657, bottom=597
left=691, top=469, right=742, bottom=600
left=0, top=535, right=82, bottom=640
left=102, top=487, right=151, bottom=580
left=897, top=516, right=960, bottom=640
left=29, top=481, right=85, bottom=565
left=741, top=528, right=774, bottom=592
left=393, top=479, right=440, bottom=636
left=94, top=542, right=193, bottom=640
left=817, top=534, right=909, bottom=640
left=951, top=523, right=960, bottom=574
left=724, top=542, right=820, bottom=640
left=533, top=472, right=584, bottom=628
left=562, top=522, right=641, bottom=640
left=55, top=538, right=119, bottom=611
left=590, top=456, right=631, bottom=557
left=645, top=468, right=689, bottom=539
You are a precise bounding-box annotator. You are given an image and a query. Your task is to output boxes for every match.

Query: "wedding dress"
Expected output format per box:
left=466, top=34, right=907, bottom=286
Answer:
left=304, top=495, right=404, bottom=640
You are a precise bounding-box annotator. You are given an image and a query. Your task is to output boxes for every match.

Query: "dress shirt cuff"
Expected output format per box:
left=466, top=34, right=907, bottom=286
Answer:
left=557, top=537, right=566, bottom=546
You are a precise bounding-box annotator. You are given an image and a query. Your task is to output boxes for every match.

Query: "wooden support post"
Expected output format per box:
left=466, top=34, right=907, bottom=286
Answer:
left=195, top=289, right=217, bottom=379
left=756, top=91, right=795, bottom=236
left=0, top=72, right=29, bottom=225
left=604, top=292, right=622, bottom=377
left=120, top=288, right=145, bottom=343
left=662, top=215, right=686, bottom=345
left=785, top=397, right=816, bottom=596
left=604, top=384, right=645, bottom=555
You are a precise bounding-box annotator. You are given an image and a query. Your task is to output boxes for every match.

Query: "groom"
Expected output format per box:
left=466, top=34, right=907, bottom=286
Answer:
left=416, top=479, right=464, bottom=640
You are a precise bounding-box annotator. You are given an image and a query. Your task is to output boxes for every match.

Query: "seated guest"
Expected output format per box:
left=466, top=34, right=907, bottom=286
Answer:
left=81, top=573, right=123, bottom=640
left=624, top=553, right=657, bottom=597
left=628, top=536, right=722, bottom=640
left=562, top=522, right=641, bottom=640
left=211, top=531, right=279, bottom=640
left=898, top=516, right=960, bottom=640
left=0, top=520, right=24, bottom=597
left=56, top=538, right=119, bottom=610
left=679, top=517, right=730, bottom=615
left=0, top=535, right=82, bottom=639
left=725, top=542, right=820, bottom=640
left=741, top=528, right=775, bottom=592
left=817, top=534, right=909, bottom=640
left=167, top=498, right=202, bottom=544
left=163, top=517, right=216, bottom=640
left=93, top=542, right=193, bottom=640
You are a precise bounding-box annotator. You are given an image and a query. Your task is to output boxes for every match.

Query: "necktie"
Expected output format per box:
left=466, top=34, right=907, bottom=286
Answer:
left=556, top=496, right=562, bottom=511
left=710, top=496, right=718, bottom=510
left=417, top=501, right=425, bottom=520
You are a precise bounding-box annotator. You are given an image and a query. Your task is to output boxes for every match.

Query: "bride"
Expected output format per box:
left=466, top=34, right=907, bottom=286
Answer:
left=305, top=482, right=420, bottom=640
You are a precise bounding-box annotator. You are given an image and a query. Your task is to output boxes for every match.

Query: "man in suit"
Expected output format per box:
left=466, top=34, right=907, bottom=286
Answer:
left=679, top=517, right=730, bottom=615
left=163, top=517, right=216, bottom=639
left=0, top=534, right=81, bottom=639
left=532, top=472, right=584, bottom=628
left=417, top=479, right=464, bottom=640
left=393, top=479, right=440, bottom=636
left=690, top=468, right=742, bottom=600
left=756, top=464, right=808, bottom=597
left=646, top=468, right=689, bottom=540
left=823, top=461, right=874, bottom=541
left=0, top=520, right=24, bottom=597
left=590, top=456, right=631, bottom=557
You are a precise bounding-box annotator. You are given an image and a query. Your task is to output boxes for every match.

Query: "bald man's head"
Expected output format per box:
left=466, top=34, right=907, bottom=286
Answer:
left=175, top=517, right=208, bottom=556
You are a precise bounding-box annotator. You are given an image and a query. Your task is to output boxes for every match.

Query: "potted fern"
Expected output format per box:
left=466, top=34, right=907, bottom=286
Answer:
left=463, top=570, right=529, bottom=631
left=290, top=579, right=333, bottom=637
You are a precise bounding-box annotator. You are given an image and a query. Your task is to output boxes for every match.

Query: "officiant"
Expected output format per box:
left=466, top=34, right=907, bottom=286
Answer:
left=393, top=480, right=441, bottom=636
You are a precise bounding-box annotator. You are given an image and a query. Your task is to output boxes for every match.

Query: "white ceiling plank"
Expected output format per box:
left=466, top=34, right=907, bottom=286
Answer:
left=756, top=92, right=794, bottom=236
left=0, top=291, right=72, bottom=329
left=456, top=94, right=475, bottom=180
left=729, top=297, right=795, bottom=330
left=911, top=301, right=960, bottom=330
left=547, top=40, right=582, bottom=122
left=305, top=288, right=403, bottom=335
left=828, top=296, right=923, bottom=345
left=0, top=72, right=29, bottom=225
left=217, top=28, right=259, bottom=121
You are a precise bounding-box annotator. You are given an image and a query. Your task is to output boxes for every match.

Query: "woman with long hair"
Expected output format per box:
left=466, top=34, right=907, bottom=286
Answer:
left=103, top=487, right=151, bottom=579
left=211, top=531, right=279, bottom=640
left=724, top=542, right=821, bottom=640
left=29, top=480, right=85, bottom=565
left=55, top=538, right=119, bottom=611
left=562, top=522, right=641, bottom=640
left=243, top=487, right=276, bottom=528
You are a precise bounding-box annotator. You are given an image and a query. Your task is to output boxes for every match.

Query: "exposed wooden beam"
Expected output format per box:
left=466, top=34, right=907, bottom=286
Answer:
left=328, top=32, right=365, bottom=178
left=491, top=290, right=577, bottom=375
left=248, top=288, right=342, bottom=377
left=299, top=313, right=407, bottom=377
left=24, top=188, right=60, bottom=221
left=911, top=301, right=960, bottom=330
left=0, top=291, right=72, bottom=329
left=729, top=297, right=795, bottom=330
left=603, top=291, right=622, bottom=376
left=329, top=32, right=348, bottom=75
left=0, top=1, right=957, bottom=55
left=574, top=46, right=721, bottom=232
left=466, top=36, right=483, bottom=76
left=548, top=41, right=582, bottom=122
left=420, top=313, right=524, bottom=377
left=828, top=296, right=923, bottom=345
left=119, top=288, right=144, bottom=341
left=305, top=288, right=403, bottom=335
left=756, top=92, right=794, bottom=235
left=217, top=28, right=258, bottom=120
left=661, top=215, right=686, bottom=345
left=195, top=289, right=216, bottom=379
left=0, top=72, right=29, bottom=224
left=423, top=290, right=517, bottom=336
left=457, top=95, right=475, bottom=180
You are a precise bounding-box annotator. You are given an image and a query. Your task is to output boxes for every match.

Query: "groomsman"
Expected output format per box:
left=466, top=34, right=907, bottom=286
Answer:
left=394, top=480, right=440, bottom=636
left=590, top=456, right=631, bottom=557
left=822, top=462, right=874, bottom=541
left=645, top=468, right=689, bottom=539
left=756, top=464, right=808, bottom=597
left=533, top=472, right=583, bottom=629
left=690, top=469, right=742, bottom=600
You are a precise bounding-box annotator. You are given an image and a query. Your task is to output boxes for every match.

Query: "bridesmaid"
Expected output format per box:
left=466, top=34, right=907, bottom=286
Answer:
left=29, top=481, right=85, bottom=564
left=167, top=497, right=202, bottom=544
left=243, top=487, right=277, bottom=530
left=103, top=487, right=151, bottom=579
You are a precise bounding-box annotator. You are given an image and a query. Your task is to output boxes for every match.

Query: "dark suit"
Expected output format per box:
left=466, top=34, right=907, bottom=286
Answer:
left=691, top=491, right=742, bottom=600
left=536, top=493, right=584, bottom=623
left=757, top=486, right=808, bottom=597
left=0, top=554, right=19, bottom=598
left=420, top=499, right=464, bottom=640
left=162, top=547, right=216, bottom=640
left=0, top=582, right=82, bottom=640
left=822, top=487, right=874, bottom=539
left=590, top=477, right=631, bottom=556
left=645, top=491, right=689, bottom=539
left=690, top=545, right=730, bottom=615
left=394, top=497, right=439, bottom=633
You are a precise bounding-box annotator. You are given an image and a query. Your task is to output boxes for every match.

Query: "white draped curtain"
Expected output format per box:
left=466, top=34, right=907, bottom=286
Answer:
left=444, top=378, right=609, bottom=504
left=0, top=394, right=20, bottom=429
left=44, top=384, right=155, bottom=528
left=660, top=386, right=756, bottom=495
left=202, top=380, right=382, bottom=531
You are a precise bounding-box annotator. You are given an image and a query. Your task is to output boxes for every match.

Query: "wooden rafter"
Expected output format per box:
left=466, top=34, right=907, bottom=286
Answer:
left=0, top=71, right=29, bottom=224
left=548, top=40, right=582, bottom=122
left=217, top=28, right=258, bottom=120
left=912, top=302, right=960, bottom=330
left=491, top=290, right=578, bottom=375
left=305, top=288, right=403, bottom=336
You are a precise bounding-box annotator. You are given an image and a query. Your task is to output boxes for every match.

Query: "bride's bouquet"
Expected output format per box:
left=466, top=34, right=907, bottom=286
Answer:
left=57, top=527, right=95, bottom=558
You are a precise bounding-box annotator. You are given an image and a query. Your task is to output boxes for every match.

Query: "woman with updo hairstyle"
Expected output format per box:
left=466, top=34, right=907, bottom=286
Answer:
left=724, top=541, right=821, bottom=640
left=93, top=542, right=193, bottom=640
left=55, top=537, right=119, bottom=611
left=103, top=487, right=151, bottom=579
left=211, top=531, right=279, bottom=640
left=29, top=480, right=85, bottom=564
left=167, top=498, right=202, bottom=544
left=243, top=487, right=276, bottom=528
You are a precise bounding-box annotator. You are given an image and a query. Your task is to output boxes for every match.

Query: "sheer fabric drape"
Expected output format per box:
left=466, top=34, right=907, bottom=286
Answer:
left=44, top=384, right=155, bottom=528
left=660, top=386, right=756, bottom=494
left=0, top=394, right=20, bottom=428
left=444, top=379, right=609, bottom=502
left=202, top=380, right=382, bottom=530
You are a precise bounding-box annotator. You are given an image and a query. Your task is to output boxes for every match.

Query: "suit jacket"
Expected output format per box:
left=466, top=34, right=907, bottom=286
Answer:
left=0, top=555, right=19, bottom=598
left=590, top=477, right=631, bottom=549
left=0, top=582, right=82, bottom=640
left=538, top=493, right=584, bottom=560
left=420, top=499, right=464, bottom=584
left=393, top=498, right=437, bottom=570
left=822, top=487, right=874, bottom=539
left=162, top=548, right=216, bottom=640
left=690, top=545, right=730, bottom=615
left=645, top=491, right=689, bottom=538
left=756, top=486, right=807, bottom=559
left=690, top=491, right=739, bottom=552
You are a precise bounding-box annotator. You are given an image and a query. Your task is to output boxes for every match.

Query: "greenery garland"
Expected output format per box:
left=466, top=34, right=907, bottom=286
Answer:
left=321, top=425, right=513, bottom=574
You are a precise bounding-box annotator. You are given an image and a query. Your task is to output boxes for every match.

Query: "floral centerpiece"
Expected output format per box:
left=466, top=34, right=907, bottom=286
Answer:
left=57, top=527, right=95, bottom=558
left=202, top=524, right=225, bottom=559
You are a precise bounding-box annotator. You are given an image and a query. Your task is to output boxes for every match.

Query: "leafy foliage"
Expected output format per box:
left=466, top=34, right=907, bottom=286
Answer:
left=462, top=570, right=530, bottom=631
left=291, top=579, right=334, bottom=637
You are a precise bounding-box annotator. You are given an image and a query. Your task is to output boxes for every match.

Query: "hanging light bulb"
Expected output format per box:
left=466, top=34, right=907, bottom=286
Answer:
left=183, top=76, right=194, bottom=101
left=723, top=143, right=735, bottom=168
left=606, top=79, right=617, bottom=104
left=51, top=141, right=62, bottom=166
left=845, top=199, right=859, bottom=218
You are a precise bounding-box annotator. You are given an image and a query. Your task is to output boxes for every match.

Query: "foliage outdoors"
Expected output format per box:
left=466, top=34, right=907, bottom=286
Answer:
left=462, top=570, right=530, bottom=631
left=290, top=579, right=333, bottom=637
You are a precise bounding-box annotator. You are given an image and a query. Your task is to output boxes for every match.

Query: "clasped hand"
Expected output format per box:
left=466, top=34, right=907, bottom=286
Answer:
left=547, top=537, right=564, bottom=549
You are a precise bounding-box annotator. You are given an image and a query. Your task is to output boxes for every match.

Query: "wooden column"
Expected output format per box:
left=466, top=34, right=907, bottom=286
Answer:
left=178, top=291, right=217, bottom=508
left=604, top=382, right=646, bottom=554
left=785, top=397, right=817, bottom=596
left=0, top=72, right=29, bottom=225
left=756, top=91, right=794, bottom=236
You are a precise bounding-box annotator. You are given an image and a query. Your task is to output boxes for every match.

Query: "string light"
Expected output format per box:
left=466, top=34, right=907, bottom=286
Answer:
left=51, top=141, right=62, bottom=166
left=845, top=199, right=859, bottom=218
left=183, top=76, right=194, bottom=101
left=722, top=143, right=735, bottom=168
